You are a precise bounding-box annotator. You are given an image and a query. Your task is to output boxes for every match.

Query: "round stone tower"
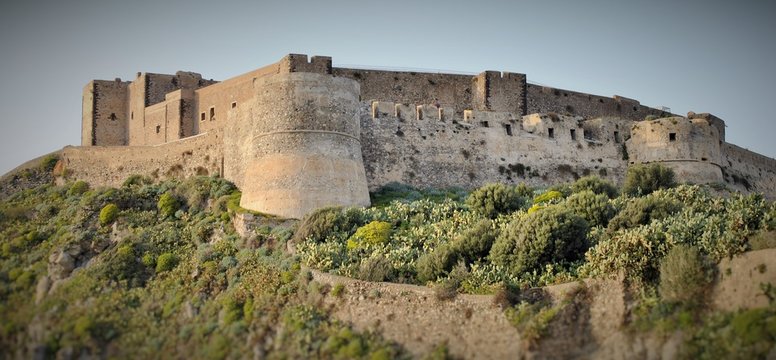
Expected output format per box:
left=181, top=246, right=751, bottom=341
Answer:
left=227, top=72, right=370, bottom=219
left=626, top=116, right=724, bottom=184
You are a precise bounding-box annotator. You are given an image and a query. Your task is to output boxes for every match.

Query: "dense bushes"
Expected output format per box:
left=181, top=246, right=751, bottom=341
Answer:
left=659, top=245, right=713, bottom=305
left=416, top=219, right=497, bottom=282
left=623, top=163, right=677, bottom=196
left=155, top=252, right=178, bottom=273
left=490, top=206, right=589, bottom=274
left=571, top=176, right=618, bottom=199
left=607, top=196, right=681, bottom=233
left=564, top=190, right=615, bottom=228
left=466, top=183, right=527, bottom=218
left=293, top=207, right=366, bottom=244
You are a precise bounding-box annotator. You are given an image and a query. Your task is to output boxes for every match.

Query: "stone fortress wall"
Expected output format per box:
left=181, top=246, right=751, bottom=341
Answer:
left=62, top=54, right=776, bottom=218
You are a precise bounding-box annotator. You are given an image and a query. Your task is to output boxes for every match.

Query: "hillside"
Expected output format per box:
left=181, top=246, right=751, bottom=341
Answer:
left=1, top=156, right=776, bottom=359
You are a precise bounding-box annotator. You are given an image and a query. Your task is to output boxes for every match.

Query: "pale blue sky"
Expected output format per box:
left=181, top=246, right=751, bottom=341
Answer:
left=1, top=0, right=774, bottom=174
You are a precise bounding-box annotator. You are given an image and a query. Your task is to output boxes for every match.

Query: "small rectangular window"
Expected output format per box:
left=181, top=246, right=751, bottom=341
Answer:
left=231, top=102, right=237, bottom=108
left=200, top=112, right=206, bottom=121
left=109, top=113, right=117, bottom=121
left=570, top=129, right=577, bottom=140
left=669, top=133, right=676, bottom=141
left=209, top=107, right=215, bottom=121
left=504, top=124, right=513, bottom=136
left=614, top=131, right=621, bottom=143
left=480, top=121, right=489, bottom=128
left=131, top=111, right=134, bottom=120
left=155, top=125, right=161, bottom=134
left=416, top=106, right=423, bottom=120
left=548, top=128, right=554, bottom=138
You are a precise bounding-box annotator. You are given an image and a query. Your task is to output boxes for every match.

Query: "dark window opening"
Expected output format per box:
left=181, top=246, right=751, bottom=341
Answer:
left=583, top=129, right=592, bottom=140
left=416, top=107, right=423, bottom=120
left=480, top=121, right=489, bottom=128
left=200, top=112, right=206, bottom=121
left=614, top=131, right=621, bottom=143
left=570, top=129, right=577, bottom=140
left=209, top=107, right=215, bottom=121
left=548, top=128, right=554, bottom=138
left=131, top=112, right=134, bottom=120
left=702, top=157, right=708, bottom=161
left=109, top=113, right=117, bottom=121
left=155, top=125, right=161, bottom=134
left=504, top=124, right=513, bottom=136
left=669, top=133, right=676, bottom=141
left=231, top=102, right=237, bottom=108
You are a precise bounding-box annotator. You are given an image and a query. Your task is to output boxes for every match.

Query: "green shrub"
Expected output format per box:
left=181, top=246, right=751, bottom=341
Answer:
left=293, top=207, right=366, bottom=243
left=571, top=176, right=618, bottom=199
left=357, top=256, right=395, bottom=282
left=607, top=196, right=681, bottom=233
left=67, top=180, right=89, bottom=196
left=532, top=190, right=564, bottom=205
left=466, top=183, right=527, bottom=219
left=73, top=315, right=94, bottom=339
left=99, top=203, right=119, bottom=225
left=416, top=246, right=457, bottom=283
left=157, top=192, right=180, bottom=218
left=156, top=252, right=178, bottom=273
left=122, top=174, right=153, bottom=188
left=659, top=245, right=713, bottom=305
left=490, top=206, right=589, bottom=274
left=451, top=219, right=498, bottom=263
left=623, top=163, right=677, bottom=196
left=564, top=190, right=615, bottom=228
left=347, top=221, right=392, bottom=250
left=141, top=253, right=156, bottom=268
left=331, top=283, right=345, bottom=297
left=39, top=154, right=59, bottom=172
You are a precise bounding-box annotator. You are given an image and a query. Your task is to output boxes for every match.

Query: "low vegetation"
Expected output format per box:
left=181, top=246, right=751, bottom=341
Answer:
left=2, top=161, right=775, bottom=358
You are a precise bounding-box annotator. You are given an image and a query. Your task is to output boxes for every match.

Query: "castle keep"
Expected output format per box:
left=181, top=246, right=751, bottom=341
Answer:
left=66, top=54, right=776, bottom=218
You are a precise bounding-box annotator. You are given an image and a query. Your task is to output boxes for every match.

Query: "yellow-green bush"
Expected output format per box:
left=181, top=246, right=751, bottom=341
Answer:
left=99, top=203, right=119, bottom=225
left=571, top=175, right=618, bottom=199
left=155, top=252, right=178, bottom=273
left=347, top=221, right=392, bottom=250
left=157, top=192, right=180, bottom=218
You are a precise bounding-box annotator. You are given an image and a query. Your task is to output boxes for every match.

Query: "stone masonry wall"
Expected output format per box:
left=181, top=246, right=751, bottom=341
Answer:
left=361, top=101, right=629, bottom=192
left=61, top=131, right=223, bottom=188
left=721, top=143, right=776, bottom=198
left=526, top=84, right=669, bottom=121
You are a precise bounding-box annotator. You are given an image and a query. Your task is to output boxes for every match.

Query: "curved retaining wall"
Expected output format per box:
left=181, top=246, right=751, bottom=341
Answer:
left=228, top=72, right=370, bottom=219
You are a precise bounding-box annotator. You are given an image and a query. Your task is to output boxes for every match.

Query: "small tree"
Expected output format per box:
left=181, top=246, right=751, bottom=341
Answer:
left=623, top=163, right=677, bottom=196
left=571, top=176, right=618, bottom=199
left=347, top=221, right=392, bottom=250
left=466, top=183, right=527, bottom=219
left=490, top=206, right=589, bottom=273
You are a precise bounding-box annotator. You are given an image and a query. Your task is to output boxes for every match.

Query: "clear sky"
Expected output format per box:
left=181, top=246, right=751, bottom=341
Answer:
left=1, top=0, right=774, bottom=175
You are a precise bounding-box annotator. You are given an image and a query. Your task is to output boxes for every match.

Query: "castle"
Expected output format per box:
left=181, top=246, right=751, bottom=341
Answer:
left=63, top=54, right=776, bottom=218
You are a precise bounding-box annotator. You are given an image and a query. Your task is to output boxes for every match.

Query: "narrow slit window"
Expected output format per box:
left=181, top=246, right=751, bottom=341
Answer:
left=416, top=107, right=423, bottom=120
left=155, top=125, right=161, bottom=134
left=548, top=128, right=554, bottom=138
left=209, top=107, right=215, bottom=121
left=669, top=132, right=676, bottom=141
left=504, top=124, right=513, bottom=136
left=614, top=131, right=621, bottom=143
left=231, top=102, right=237, bottom=109
left=200, top=112, right=206, bottom=121
left=131, top=111, right=134, bottom=120
left=570, top=129, right=577, bottom=140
